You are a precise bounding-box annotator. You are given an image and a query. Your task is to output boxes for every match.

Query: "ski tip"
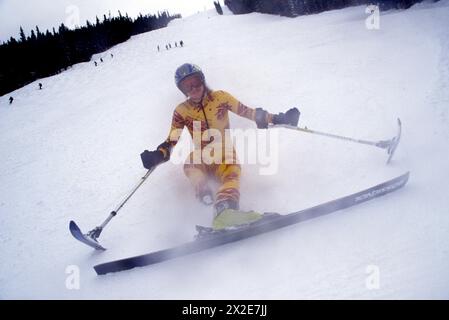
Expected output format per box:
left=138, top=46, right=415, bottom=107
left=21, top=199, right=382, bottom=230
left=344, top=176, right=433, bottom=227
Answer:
left=69, top=220, right=80, bottom=233
left=386, top=118, right=402, bottom=164
left=396, top=171, right=410, bottom=185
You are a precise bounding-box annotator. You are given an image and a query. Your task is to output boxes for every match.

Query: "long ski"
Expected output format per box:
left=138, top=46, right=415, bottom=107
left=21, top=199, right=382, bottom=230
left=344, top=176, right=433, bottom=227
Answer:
left=94, top=172, right=409, bottom=275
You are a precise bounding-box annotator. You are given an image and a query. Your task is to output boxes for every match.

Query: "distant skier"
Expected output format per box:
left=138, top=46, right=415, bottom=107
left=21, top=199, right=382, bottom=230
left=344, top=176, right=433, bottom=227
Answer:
left=9, top=96, right=13, bottom=104
left=169, top=43, right=172, bottom=49
left=140, top=64, right=299, bottom=229
left=100, top=58, right=104, bottom=63
left=166, top=45, right=169, bottom=50
left=94, top=61, right=98, bottom=67
left=180, top=40, right=184, bottom=47
left=110, top=53, right=114, bottom=58
left=38, top=83, right=42, bottom=90
left=175, top=42, right=178, bottom=47
left=157, top=45, right=160, bottom=52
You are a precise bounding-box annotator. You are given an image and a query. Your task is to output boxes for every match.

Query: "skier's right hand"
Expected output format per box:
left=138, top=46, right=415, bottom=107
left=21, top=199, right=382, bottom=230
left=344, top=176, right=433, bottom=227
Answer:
left=140, top=150, right=164, bottom=170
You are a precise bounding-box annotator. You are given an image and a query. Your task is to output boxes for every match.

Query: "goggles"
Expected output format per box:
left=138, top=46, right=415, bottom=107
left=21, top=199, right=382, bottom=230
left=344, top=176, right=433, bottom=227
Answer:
left=180, top=75, right=204, bottom=94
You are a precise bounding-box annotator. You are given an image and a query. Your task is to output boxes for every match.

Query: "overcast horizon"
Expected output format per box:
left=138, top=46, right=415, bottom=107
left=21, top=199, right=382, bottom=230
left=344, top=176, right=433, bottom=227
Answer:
left=0, top=0, right=215, bottom=43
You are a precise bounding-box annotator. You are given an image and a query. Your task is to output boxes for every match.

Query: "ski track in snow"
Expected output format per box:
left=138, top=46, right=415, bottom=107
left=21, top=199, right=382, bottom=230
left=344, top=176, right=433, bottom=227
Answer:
left=1, top=2, right=449, bottom=299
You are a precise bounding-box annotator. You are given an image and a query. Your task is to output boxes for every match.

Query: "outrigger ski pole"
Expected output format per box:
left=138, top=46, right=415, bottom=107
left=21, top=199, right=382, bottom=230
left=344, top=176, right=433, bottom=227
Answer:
left=69, top=166, right=157, bottom=250
left=270, top=118, right=402, bottom=164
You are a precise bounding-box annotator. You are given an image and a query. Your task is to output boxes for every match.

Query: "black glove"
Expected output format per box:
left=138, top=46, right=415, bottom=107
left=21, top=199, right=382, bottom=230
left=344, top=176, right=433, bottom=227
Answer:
left=273, top=107, right=300, bottom=127
left=255, top=108, right=269, bottom=129
left=140, top=150, right=164, bottom=170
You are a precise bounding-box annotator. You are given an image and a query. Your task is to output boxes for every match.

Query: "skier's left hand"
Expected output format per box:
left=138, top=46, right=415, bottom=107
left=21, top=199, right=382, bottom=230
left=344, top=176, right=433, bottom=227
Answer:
left=273, top=107, right=300, bottom=127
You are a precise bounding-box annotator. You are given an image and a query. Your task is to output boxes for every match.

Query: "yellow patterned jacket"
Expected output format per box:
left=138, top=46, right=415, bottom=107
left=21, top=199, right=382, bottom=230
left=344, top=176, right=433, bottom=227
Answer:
left=157, top=90, right=273, bottom=162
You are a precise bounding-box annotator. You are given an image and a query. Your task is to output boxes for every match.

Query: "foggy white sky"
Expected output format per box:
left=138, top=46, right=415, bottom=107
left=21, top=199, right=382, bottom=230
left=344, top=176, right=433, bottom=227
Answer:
left=0, top=0, right=215, bottom=42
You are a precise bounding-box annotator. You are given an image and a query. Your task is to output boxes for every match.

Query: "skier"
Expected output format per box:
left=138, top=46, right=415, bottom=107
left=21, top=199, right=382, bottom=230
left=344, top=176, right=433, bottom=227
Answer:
left=38, top=83, right=42, bottom=90
left=9, top=96, right=14, bottom=104
left=140, top=64, right=299, bottom=229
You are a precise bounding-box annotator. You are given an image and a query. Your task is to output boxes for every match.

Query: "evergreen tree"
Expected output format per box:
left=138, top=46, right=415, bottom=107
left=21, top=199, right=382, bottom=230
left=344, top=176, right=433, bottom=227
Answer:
left=35, top=26, right=42, bottom=38
left=19, top=27, right=26, bottom=42
left=30, top=30, right=36, bottom=41
left=214, top=1, right=224, bottom=14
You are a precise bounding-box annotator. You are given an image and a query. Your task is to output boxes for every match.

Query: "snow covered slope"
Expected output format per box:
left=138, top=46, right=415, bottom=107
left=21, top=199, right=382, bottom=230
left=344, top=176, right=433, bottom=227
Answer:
left=1, top=2, right=449, bottom=299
